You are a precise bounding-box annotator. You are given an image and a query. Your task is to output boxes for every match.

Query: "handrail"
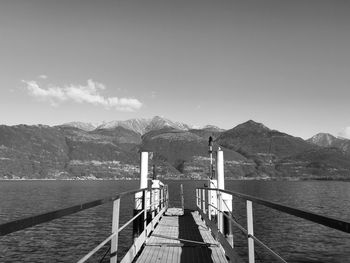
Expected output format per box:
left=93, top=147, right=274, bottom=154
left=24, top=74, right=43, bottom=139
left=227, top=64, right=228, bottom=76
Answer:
left=80, top=185, right=168, bottom=263
left=1, top=184, right=168, bottom=263
left=118, top=209, right=144, bottom=233
left=0, top=187, right=148, bottom=236
left=205, top=198, right=287, bottom=263
left=77, top=208, right=147, bottom=263
left=196, top=187, right=350, bottom=263
left=198, top=187, right=350, bottom=233
left=77, top=232, right=117, bottom=263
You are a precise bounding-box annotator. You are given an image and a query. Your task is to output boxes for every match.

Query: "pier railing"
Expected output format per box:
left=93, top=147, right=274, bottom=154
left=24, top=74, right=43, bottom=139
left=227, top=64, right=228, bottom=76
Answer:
left=196, top=187, right=350, bottom=263
left=0, top=184, right=169, bottom=263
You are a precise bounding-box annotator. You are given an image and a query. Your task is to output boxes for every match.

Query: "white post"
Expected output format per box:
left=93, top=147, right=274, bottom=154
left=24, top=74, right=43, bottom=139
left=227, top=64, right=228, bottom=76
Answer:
left=150, top=188, right=154, bottom=225
left=247, top=200, right=255, bottom=263
left=209, top=179, right=217, bottom=218
left=207, top=184, right=211, bottom=220
left=152, top=179, right=161, bottom=213
left=140, top=152, right=148, bottom=189
left=110, top=198, right=120, bottom=263
left=133, top=152, right=149, bottom=240
left=217, top=148, right=234, bottom=247
left=166, top=185, right=169, bottom=208
left=217, top=149, right=224, bottom=233
left=202, top=188, right=206, bottom=214
left=217, top=149, right=224, bottom=190
left=180, top=184, right=184, bottom=212
left=143, top=189, right=147, bottom=239
left=135, top=152, right=148, bottom=210
left=160, top=186, right=164, bottom=209
left=217, top=190, right=223, bottom=233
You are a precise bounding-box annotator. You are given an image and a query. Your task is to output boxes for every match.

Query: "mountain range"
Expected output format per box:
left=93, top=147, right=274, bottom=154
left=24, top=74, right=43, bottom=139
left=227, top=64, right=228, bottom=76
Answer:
left=0, top=116, right=349, bottom=180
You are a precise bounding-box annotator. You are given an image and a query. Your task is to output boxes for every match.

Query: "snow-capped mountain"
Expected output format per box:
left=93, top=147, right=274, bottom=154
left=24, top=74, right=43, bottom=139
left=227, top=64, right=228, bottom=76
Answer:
left=307, top=133, right=338, bottom=147
left=97, top=116, right=196, bottom=134
left=96, top=118, right=150, bottom=134
left=199, top=125, right=225, bottom=131
left=307, top=132, right=350, bottom=154
left=59, top=121, right=97, bottom=131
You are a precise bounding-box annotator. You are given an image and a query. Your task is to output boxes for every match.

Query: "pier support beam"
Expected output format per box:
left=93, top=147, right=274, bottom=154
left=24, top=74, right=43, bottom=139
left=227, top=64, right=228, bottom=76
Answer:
left=216, top=148, right=234, bottom=247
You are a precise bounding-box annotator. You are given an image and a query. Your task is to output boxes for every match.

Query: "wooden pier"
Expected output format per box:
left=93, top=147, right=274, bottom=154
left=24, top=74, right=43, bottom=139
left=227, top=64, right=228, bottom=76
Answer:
left=135, top=208, right=228, bottom=263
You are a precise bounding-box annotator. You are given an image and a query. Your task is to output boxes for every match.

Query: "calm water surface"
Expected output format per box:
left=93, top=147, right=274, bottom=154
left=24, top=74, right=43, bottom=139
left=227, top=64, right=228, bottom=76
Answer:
left=0, top=180, right=349, bottom=262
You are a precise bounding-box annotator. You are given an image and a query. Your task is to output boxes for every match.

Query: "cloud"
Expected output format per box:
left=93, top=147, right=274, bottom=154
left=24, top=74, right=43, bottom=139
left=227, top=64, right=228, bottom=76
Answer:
left=151, top=91, right=157, bottom=99
left=38, top=74, right=48, bottom=79
left=22, top=79, right=142, bottom=111
left=339, top=127, right=350, bottom=139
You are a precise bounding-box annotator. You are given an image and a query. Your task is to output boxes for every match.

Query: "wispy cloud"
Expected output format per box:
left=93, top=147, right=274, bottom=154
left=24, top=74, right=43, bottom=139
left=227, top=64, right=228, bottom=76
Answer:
left=22, top=79, right=142, bottom=111
left=151, top=91, right=157, bottom=99
left=38, top=74, right=48, bottom=79
left=339, top=127, right=350, bottom=139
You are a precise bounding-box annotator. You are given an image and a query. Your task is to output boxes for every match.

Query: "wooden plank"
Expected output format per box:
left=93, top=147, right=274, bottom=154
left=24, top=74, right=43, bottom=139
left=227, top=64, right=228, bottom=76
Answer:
left=135, top=209, right=230, bottom=263
left=198, top=208, right=244, bottom=263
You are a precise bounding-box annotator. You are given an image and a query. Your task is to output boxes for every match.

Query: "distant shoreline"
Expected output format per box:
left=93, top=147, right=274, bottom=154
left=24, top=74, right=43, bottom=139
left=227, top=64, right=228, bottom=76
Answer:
left=1, top=178, right=349, bottom=182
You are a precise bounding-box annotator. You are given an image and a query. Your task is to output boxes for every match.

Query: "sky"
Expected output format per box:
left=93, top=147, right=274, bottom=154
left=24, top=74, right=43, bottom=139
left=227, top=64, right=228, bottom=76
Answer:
left=0, top=0, right=349, bottom=139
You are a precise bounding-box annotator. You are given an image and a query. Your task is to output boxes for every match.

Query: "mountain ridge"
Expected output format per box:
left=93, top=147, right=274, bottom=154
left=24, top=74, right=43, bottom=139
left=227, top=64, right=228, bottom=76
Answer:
left=308, top=133, right=350, bottom=155
left=0, top=118, right=349, bottom=180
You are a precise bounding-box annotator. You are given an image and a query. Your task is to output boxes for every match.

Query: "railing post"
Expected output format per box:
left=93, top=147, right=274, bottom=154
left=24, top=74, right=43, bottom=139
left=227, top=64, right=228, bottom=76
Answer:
left=247, top=200, right=255, bottom=263
left=157, top=188, right=160, bottom=213
left=180, top=184, right=184, bottom=212
left=151, top=188, right=154, bottom=218
left=152, top=179, right=162, bottom=215
left=110, top=198, right=120, bottom=263
left=166, top=185, right=169, bottom=209
left=218, top=190, right=223, bottom=233
left=202, top=188, right=206, bottom=214
left=196, top=189, right=199, bottom=208
left=217, top=149, right=224, bottom=234
left=209, top=179, right=217, bottom=221
left=143, top=189, right=147, bottom=239
left=207, top=186, right=211, bottom=220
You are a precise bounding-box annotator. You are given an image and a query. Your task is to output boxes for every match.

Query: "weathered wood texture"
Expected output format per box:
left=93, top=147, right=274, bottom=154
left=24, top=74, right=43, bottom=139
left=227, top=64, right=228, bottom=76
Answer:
left=135, top=209, right=228, bottom=263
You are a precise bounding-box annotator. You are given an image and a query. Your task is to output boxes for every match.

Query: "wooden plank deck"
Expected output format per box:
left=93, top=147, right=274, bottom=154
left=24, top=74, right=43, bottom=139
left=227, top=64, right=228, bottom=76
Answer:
left=135, top=208, right=228, bottom=263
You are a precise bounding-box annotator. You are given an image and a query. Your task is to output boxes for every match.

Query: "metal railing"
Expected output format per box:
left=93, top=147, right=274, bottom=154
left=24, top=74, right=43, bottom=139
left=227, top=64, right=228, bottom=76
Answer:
left=0, top=184, right=169, bottom=263
left=196, top=187, right=350, bottom=263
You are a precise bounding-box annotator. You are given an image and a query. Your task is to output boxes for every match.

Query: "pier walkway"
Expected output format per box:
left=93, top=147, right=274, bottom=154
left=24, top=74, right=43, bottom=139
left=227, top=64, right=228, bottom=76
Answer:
left=135, top=208, right=228, bottom=263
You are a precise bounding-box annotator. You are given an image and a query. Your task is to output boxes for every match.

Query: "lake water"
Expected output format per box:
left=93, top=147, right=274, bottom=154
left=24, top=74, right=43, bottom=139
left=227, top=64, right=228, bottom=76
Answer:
left=0, top=180, right=349, bottom=262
